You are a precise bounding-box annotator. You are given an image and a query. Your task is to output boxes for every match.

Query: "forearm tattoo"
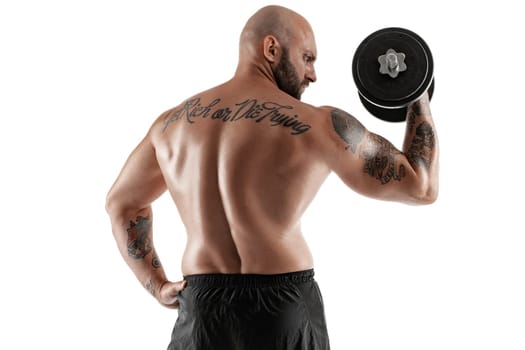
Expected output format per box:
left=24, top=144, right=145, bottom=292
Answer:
left=407, top=110, right=417, bottom=134
left=152, top=251, right=162, bottom=268
left=407, top=100, right=423, bottom=133
left=331, top=108, right=365, bottom=153
left=145, top=278, right=155, bottom=296
left=162, top=97, right=311, bottom=135
left=126, top=216, right=152, bottom=259
left=407, top=121, right=435, bottom=169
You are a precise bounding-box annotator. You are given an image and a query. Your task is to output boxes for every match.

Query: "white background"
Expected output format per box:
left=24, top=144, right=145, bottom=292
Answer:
left=1, top=1, right=524, bottom=349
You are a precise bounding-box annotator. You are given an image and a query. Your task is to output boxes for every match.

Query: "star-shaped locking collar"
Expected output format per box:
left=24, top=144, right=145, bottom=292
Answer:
left=378, top=48, right=407, bottom=78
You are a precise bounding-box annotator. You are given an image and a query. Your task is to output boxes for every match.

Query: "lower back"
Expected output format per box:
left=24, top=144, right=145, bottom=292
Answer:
left=153, top=82, right=326, bottom=274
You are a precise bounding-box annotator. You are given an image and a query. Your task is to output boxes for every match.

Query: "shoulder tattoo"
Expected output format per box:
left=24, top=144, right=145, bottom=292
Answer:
left=331, top=108, right=365, bottom=153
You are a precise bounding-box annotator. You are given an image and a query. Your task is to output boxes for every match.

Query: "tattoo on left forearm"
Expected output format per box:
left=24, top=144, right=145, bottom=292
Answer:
left=126, top=216, right=152, bottom=259
left=407, top=110, right=417, bottom=133
left=407, top=121, right=435, bottom=169
left=407, top=100, right=426, bottom=133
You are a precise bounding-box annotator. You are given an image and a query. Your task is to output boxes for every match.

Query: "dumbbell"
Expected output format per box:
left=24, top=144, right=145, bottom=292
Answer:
left=352, top=27, right=434, bottom=122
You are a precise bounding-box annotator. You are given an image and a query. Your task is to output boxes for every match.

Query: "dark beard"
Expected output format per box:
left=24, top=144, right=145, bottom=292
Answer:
left=273, top=48, right=302, bottom=100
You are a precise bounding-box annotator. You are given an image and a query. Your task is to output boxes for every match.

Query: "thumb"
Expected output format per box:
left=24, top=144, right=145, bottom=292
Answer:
left=159, top=280, right=187, bottom=308
left=164, top=280, right=187, bottom=298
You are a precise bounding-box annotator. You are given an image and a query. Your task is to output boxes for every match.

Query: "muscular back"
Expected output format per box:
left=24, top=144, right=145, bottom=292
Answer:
left=106, top=5, right=437, bottom=299
left=152, top=78, right=331, bottom=274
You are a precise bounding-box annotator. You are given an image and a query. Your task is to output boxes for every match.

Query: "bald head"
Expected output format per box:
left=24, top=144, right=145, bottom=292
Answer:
left=236, top=5, right=317, bottom=99
left=240, top=5, right=310, bottom=57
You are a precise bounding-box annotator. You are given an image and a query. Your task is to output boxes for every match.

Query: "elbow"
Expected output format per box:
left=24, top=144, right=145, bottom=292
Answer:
left=405, top=162, right=439, bottom=205
left=105, top=190, right=124, bottom=220
left=105, top=189, right=146, bottom=222
left=408, top=181, right=439, bottom=205
left=105, top=197, right=118, bottom=226
left=418, top=188, right=438, bottom=205
left=105, top=191, right=132, bottom=241
left=105, top=190, right=115, bottom=216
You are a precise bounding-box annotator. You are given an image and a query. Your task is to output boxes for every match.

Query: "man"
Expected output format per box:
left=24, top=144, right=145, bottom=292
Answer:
left=106, top=5, right=438, bottom=350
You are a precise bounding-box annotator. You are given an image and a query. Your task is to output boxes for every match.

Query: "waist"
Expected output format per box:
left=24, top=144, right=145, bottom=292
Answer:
left=183, top=269, right=315, bottom=288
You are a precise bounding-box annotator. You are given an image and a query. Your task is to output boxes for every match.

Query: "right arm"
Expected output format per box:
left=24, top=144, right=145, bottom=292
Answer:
left=105, top=125, right=186, bottom=308
left=323, top=92, right=439, bottom=205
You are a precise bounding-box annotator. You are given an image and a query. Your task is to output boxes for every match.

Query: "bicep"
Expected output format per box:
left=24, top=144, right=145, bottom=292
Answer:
left=106, top=134, right=167, bottom=213
left=325, top=107, right=417, bottom=202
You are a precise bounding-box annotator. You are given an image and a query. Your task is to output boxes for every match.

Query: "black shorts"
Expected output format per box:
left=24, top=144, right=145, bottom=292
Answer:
left=167, top=269, right=330, bottom=350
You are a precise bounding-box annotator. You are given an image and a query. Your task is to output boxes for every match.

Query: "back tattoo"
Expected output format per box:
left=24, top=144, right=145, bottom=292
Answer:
left=162, top=97, right=311, bottom=135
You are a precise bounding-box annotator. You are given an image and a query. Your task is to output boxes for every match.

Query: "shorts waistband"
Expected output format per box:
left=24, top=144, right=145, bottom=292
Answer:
left=183, top=269, right=315, bottom=288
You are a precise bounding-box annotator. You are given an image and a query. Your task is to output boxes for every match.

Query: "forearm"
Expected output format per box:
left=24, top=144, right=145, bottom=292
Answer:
left=108, top=205, right=167, bottom=298
left=402, top=92, right=439, bottom=202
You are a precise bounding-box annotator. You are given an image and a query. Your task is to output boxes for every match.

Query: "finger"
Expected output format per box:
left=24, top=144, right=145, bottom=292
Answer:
left=159, top=290, right=178, bottom=307
left=166, top=280, right=187, bottom=297
left=162, top=299, right=180, bottom=310
left=179, top=280, right=188, bottom=291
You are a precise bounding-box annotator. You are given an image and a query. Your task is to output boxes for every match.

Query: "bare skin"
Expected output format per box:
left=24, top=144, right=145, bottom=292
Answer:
left=106, top=5, right=439, bottom=308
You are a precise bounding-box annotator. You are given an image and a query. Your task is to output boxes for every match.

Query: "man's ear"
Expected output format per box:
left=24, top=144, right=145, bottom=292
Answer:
left=263, top=35, right=281, bottom=63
